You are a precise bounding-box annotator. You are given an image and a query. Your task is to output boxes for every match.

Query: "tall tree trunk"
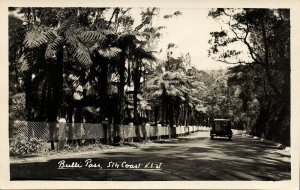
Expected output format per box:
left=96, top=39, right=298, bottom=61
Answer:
left=133, top=60, right=140, bottom=125
left=254, top=98, right=270, bottom=138
left=67, top=103, right=74, bottom=144
left=99, top=59, right=109, bottom=120
left=260, top=16, right=281, bottom=97
left=115, top=52, right=126, bottom=143
left=169, top=99, right=174, bottom=137
left=48, top=61, right=63, bottom=149
left=154, top=106, right=159, bottom=126
left=184, top=103, right=188, bottom=128
left=24, top=71, right=33, bottom=121
left=133, top=60, right=141, bottom=140
left=161, top=94, right=166, bottom=126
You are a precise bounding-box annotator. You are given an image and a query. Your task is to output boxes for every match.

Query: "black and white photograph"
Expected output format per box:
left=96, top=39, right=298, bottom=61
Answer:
left=2, top=0, right=300, bottom=189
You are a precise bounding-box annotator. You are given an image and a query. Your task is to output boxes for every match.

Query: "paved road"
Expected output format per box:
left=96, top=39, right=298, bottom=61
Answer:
left=10, top=132, right=290, bottom=180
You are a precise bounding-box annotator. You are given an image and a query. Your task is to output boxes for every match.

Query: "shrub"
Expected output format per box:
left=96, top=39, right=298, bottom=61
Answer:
left=10, top=136, right=49, bottom=156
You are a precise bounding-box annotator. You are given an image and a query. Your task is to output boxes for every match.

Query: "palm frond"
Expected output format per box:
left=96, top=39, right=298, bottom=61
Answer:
left=178, top=85, right=190, bottom=94
left=144, top=84, right=160, bottom=91
left=189, top=96, right=203, bottom=104
left=195, top=105, right=207, bottom=113
left=152, top=90, right=163, bottom=97
left=162, top=72, right=172, bottom=80
left=179, top=96, right=186, bottom=101
left=167, top=85, right=183, bottom=97
left=145, top=74, right=160, bottom=85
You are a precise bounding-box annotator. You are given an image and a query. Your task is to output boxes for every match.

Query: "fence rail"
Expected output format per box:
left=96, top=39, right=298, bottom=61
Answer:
left=12, top=121, right=209, bottom=142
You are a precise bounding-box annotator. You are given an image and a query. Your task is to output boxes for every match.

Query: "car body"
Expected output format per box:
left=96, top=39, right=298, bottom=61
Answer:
left=210, top=119, right=232, bottom=140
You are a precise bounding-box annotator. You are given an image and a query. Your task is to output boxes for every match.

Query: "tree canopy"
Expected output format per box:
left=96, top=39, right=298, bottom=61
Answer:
left=208, top=8, right=290, bottom=145
left=9, top=8, right=290, bottom=146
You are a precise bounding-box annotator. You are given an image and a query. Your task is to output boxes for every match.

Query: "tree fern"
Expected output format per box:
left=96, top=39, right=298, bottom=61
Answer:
left=117, top=33, right=136, bottom=49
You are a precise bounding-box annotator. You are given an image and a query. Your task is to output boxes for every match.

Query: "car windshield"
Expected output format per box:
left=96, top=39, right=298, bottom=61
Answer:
left=214, top=121, right=230, bottom=130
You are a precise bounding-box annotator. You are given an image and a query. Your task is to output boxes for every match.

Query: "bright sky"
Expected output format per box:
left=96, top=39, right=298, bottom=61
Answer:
left=148, top=8, right=231, bottom=70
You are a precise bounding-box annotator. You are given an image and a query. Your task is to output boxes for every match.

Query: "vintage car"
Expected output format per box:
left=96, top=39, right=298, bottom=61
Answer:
left=210, top=119, right=232, bottom=140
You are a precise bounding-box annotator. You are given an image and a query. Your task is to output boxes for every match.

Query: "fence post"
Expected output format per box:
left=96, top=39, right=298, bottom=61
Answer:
left=27, top=121, right=33, bottom=141
left=129, top=122, right=134, bottom=142
left=67, top=122, right=73, bottom=144
left=119, top=124, right=124, bottom=144
left=135, top=123, right=141, bottom=141
left=58, top=118, right=67, bottom=151
left=157, top=124, right=161, bottom=140
left=108, top=123, right=113, bottom=144
left=49, top=122, right=56, bottom=150
left=102, top=119, right=109, bottom=144
left=145, top=123, right=150, bottom=141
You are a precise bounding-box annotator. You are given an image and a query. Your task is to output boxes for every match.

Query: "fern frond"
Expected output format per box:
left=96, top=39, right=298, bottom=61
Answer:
left=18, top=53, right=29, bottom=72
left=24, top=27, right=58, bottom=49
left=24, top=28, right=48, bottom=48
left=75, top=42, right=93, bottom=67
left=98, top=47, right=121, bottom=59
left=43, top=30, right=58, bottom=41
left=88, top=42, right=100, bottom=53
left=78, top=30, right=106, bottom=45
left=57, top=15, right=80, bottom=35
left=66, top=34, right=92, bottom=67
left=65, top=33, right=78, bottom=52
left=134, top=48, right=156, bottom=62
left=45, top=35, right=64, bottom=59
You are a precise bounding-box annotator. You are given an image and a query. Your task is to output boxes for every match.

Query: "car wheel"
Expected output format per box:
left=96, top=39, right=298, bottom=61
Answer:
left=210, top=136, right=214, bottom=140
left=228, top=136, right=232, bottom=140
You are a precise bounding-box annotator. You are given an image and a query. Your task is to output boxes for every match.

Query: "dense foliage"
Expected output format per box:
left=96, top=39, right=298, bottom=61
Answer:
left=9, top=8, right=290, bottom=148
left=208, top=9, right=290, bottom=145
left=9, top=8, right=206, bottom=147
left=10, top=136, right=49, bottom=155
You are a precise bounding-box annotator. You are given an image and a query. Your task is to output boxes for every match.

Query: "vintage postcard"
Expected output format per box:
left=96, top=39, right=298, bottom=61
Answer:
left=1, top=0, right=299, bottom=189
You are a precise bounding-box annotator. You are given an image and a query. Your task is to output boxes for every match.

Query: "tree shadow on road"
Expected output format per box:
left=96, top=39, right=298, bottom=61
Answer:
left=10, top=135, right=290, bottom=181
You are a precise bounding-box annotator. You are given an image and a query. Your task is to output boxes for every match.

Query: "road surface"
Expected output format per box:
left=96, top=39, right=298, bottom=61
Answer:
left=10, top=132, right=290, bottom=180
